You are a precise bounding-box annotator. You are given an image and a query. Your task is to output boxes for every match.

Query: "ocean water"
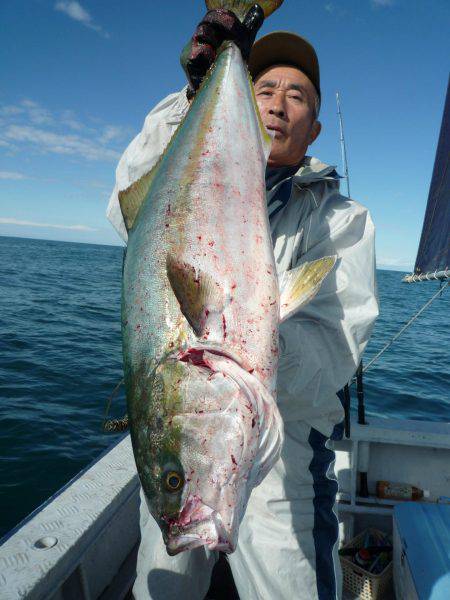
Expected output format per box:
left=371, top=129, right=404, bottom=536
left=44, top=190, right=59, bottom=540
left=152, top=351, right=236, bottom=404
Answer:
left=0, top=235, right=448, bottom=537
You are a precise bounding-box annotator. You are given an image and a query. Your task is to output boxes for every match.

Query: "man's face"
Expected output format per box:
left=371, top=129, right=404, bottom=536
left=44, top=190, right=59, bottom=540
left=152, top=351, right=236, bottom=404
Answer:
left=254, top=64, right=321, bottom=168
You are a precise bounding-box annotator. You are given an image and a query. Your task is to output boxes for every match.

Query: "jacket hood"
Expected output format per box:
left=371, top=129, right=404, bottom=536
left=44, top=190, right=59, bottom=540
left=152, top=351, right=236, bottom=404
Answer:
left=294, top=156, right=340, bottom=186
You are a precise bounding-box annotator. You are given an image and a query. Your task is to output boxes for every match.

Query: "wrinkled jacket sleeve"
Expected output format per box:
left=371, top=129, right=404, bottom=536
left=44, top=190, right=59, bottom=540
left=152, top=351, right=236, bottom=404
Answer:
left=277, top=192, right=379, bottom=435
left=106, top=88, right=189, bottom=243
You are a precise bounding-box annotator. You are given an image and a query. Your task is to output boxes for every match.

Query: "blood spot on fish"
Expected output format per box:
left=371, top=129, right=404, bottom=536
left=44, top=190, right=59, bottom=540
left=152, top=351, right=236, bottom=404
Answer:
left=270, top=300, right=276, bottom=306
left=248, top=368, right=254, bottom=374
left=222, top=315, right=227, bottom=339
left=231, top=283, right=237, bottom=290
left=197, top=235, right=202, bottom=241
left=165, top=223, right=169, bottom=228
left=252, top=418, right=256, bottom=428
left=208, top=240, right=215, bottom=247
left=205, top=309, right=209, bottom=317
left=231, top=455, right=237, bottom=466
left=180, top=348, right=210, bottom=369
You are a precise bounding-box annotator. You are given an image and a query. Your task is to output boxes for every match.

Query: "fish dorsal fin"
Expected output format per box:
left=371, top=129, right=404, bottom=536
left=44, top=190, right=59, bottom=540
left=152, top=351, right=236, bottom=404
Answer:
left=118, top=168, right=155, bottom=232
left=278, top=256, right=337, bottom=323
left=205, top=1, right=283, bottom=19
left=166, top=255, right=226, bottom=337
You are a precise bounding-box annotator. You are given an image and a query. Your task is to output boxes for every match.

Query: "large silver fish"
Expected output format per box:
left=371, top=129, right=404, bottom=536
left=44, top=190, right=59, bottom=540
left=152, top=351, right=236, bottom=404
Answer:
left=119, top=0, right=334, bottom=555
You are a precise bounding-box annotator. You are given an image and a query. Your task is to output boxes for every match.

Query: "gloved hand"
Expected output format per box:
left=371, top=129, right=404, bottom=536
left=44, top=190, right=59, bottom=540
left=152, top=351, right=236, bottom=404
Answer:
left=181, top=4, right=264, bottom=99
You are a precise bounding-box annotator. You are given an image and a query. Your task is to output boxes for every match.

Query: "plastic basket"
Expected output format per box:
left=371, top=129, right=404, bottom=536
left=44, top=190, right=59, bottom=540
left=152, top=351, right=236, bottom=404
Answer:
left=340, top=528, right=393, bottom=600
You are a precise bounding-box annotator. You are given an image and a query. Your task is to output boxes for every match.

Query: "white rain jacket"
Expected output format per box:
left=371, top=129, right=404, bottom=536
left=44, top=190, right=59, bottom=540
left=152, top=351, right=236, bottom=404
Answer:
left=107, top=87, right=378, bottom=438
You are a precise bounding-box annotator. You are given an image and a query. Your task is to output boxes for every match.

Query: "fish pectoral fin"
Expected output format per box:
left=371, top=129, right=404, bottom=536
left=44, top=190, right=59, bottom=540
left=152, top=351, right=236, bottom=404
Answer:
left=278, top=256, right=337, bottom=323
left=118, top=168, right=156, bottom=232
left=166, top=255, right=226, bottom=337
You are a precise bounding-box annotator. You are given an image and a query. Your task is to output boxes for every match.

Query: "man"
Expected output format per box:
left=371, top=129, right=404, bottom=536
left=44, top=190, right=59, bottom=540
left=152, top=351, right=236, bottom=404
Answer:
left=107, top=11, right=378, bottom=600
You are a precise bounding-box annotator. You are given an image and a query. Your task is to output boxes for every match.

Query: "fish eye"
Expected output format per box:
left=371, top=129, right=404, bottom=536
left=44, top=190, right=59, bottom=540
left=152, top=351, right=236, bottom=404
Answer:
left=164, top=471, right=184, bottom=493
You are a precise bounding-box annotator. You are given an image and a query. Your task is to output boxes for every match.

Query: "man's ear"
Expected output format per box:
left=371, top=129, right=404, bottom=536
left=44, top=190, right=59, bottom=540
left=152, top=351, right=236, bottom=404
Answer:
left=308, top=120, right=322, bottom=145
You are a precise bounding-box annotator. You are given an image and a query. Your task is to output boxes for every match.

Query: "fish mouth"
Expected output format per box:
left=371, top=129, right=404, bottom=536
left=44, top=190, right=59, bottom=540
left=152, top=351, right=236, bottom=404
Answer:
left=165, top=516, right=235, bottom=556
left=164, top=495, right=235, bottom=555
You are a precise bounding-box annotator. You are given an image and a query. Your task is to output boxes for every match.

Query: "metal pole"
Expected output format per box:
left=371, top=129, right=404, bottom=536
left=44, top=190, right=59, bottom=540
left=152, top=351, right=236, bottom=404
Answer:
left=343, top=384, right=351, bottom=438
left=336, top=92, right=351, bottom=198
left=356, top=361, right=366, bottom=425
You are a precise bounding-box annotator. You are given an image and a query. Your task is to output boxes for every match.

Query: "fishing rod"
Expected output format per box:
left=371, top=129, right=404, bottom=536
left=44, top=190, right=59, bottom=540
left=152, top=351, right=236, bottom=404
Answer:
left=336, top=92, right=351, bottom=198
left=336, top=92, right=354, bottom=434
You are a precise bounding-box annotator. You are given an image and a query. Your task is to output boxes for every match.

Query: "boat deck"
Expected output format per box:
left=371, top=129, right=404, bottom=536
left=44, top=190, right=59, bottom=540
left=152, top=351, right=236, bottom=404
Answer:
left=1, top=416, right=449, bottom=599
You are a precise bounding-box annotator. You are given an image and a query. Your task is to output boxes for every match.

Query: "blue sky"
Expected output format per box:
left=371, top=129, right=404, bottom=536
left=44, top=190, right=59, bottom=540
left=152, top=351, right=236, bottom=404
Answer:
left=0, top=1, right=448, bottom=270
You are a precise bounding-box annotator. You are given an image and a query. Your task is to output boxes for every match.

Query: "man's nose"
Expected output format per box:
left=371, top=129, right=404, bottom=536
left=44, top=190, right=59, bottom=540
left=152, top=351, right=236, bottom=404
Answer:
left=268, top=95, right=286, bottom=118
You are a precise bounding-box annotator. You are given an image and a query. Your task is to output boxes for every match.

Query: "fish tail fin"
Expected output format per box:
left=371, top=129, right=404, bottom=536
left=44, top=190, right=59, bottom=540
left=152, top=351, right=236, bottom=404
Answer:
left=278, top=256, right=337, bottom=323
left=205, top=1, right=283, bottom=20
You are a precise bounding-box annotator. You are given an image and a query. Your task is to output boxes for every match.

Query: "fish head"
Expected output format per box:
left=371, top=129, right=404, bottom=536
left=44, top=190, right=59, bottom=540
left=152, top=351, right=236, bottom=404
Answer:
left=135, top=349, right=277, bottom=555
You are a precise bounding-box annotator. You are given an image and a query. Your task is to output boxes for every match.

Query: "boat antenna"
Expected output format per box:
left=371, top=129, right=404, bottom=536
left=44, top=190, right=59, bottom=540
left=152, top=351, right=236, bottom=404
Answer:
left=336, top=92, right=351, bottom=198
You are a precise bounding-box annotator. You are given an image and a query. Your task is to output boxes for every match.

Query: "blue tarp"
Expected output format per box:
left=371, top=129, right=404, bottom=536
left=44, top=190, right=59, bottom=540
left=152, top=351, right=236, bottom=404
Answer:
left=395, top=503, right=450, bottom=600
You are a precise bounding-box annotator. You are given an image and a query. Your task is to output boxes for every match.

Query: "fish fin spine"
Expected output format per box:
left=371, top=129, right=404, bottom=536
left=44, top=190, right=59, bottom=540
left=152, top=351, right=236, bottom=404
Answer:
left=278, top=256, right=337, bottom=323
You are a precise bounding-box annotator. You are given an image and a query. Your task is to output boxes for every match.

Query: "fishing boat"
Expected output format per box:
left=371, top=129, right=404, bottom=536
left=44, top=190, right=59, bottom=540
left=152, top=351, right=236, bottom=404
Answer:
left=0, top=81, right=448, bottom=600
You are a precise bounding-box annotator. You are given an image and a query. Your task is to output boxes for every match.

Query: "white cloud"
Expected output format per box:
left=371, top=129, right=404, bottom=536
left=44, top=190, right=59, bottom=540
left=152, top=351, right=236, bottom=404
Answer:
left=0, top=171, right=28, bottom=180
left=0, top=105, right=23, bottom=117
left=0, top=217, right=96, bottom=231
left=54, top=1, right=109, bottom=38
left=0, top=98, right=129, bottom=163
left=21, top=99, right=54, bottom=126
left=3, top=124, right=120, bottom=162
left=324, top=3, right=334, bottom=13
left=60, top=109, right=85, bottom=131
left=99, top=125, right=131, bottom=144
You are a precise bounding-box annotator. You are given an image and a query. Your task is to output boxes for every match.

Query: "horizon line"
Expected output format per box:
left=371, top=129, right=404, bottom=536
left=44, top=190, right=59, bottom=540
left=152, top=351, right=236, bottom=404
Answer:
left=0, top=233, right=413, bottom=273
